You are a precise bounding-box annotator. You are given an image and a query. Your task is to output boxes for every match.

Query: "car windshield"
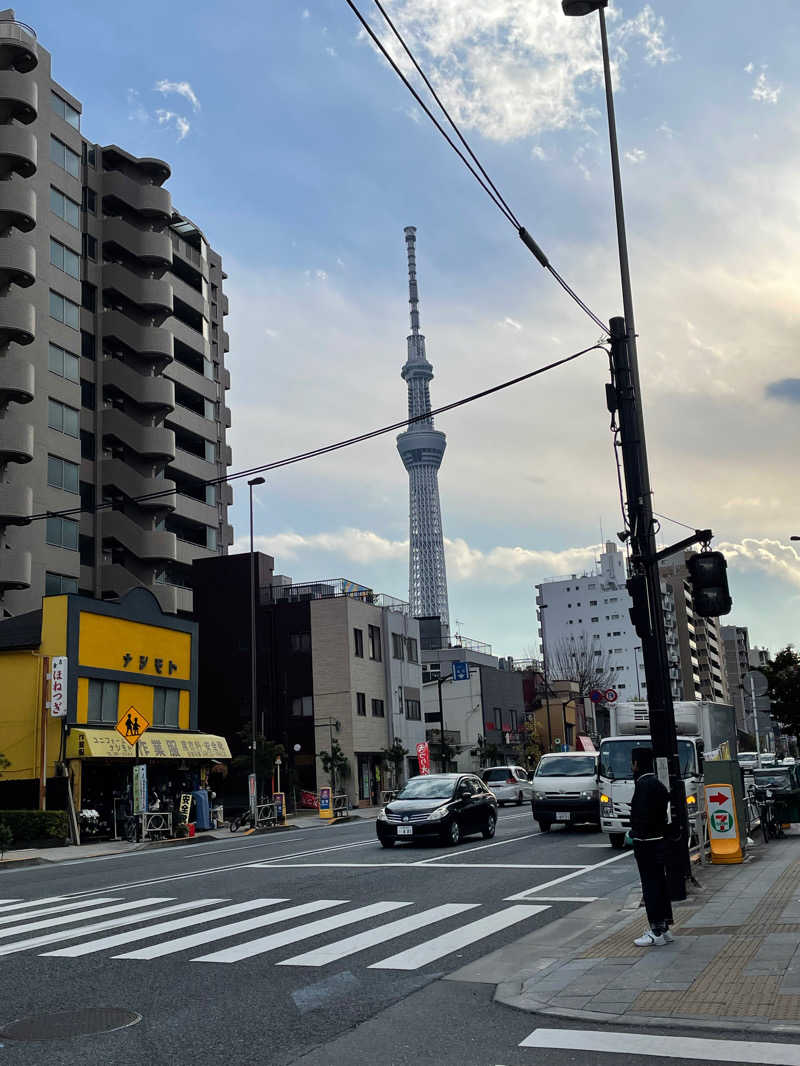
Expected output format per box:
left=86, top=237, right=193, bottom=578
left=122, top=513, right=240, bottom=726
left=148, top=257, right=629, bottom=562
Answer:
left=753, top=770, right=791, bottom=789
left=599, top=740, right=696, bottom=780
left=483, top=769, right=514, bottom=782
left=395, top=777, right=456, bottom=800
left=535, top=757, right=596, bottom=777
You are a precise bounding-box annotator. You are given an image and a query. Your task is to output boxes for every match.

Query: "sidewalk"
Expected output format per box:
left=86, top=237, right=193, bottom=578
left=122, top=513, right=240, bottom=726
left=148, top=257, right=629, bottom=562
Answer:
left=494, top=832, right=800, bottom=1035
left=0, top=805, right=380, bottom=867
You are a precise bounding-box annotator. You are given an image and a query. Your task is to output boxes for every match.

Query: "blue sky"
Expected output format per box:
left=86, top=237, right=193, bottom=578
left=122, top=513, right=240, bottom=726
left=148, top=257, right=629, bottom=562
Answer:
left=25, top=1, right=800, bottom=659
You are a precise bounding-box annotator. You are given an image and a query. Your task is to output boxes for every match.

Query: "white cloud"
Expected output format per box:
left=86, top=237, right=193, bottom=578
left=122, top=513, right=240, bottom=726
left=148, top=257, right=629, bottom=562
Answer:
left=325, top=46, right=337, bottom=57
left=657, top=123, right=674, bottom=138
left=155, top=79, right=201, bottom=112
left=155, top=109, right=190, bottom=141
left=316, top=269, right=328, bottom=281
left=302, top=7, right=310, bottom=18
left=126, top=88, right=149, bottom=124
left=625, top=147, right=647, bottom=164
left=744, top=61, right=754, bottom=74
left=717, top=539, right=800, bottom=591
left=532, top=145, right=548, bottom=161
left=722, top=497, right=782, bottom=512
left=752, top=71, right=781, bottom=104
left=499, top=316, right=522, bottom=330
left=264, top=328, right=279, bottom=339
left=362, top=1, right=676, bottom=142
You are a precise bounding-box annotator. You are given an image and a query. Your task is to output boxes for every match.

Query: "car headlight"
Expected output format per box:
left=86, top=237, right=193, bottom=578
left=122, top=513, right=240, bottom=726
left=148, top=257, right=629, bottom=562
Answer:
left=377, top=808, right=388, bottom=822
left=427, top=805, right=449, bottom=821
left=581, top=790, right=599, bottom=800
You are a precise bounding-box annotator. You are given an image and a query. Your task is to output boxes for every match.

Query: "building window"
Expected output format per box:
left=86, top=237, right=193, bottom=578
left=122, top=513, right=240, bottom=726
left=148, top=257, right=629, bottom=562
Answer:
left=392, top=633, right=405, bottom=660
left=406, top=637, right=418, bottom=663
left=289, top=633, right=311, bottom=652
left=82, top=187, right=96, bottom=213
left=46, top=516, right=79, bottom=550
left=48, top=342, right=79, bottom=382
left=48, top=398, right=79, bottom=438
left=80, top=481, right=95, bottom=510
left=368, top=625, right=382, bottom=662
left=50, top=290, right=80, bottom=329
left=50, top=186, right=80, bottom=227
left=356, top=692, right=366, bottom=717
left=81, top=282, right=96, bottom=312
left=591, top=616, right=599, bottom=623
left=82, top=143, right=96, bottom=167
left=153, top=687, right=180, bottom=727
left=405, top=698, right=421, bottom=720
left=371, top=698, right=385, bottom=718
left=589, top=600, right=597, bottom=606
left=50, top=135, right=80, bottom=178
left=206, top=526, right=217, bottom=550
left=51, top=90, right=80, bottom=128
left=45, top=572, right=78, bottom=596
left=80, top=430, right=95, bottom=460
left=47, top=455, right=79, bottom=494
left=87, top=679, right=118, bottom=723
left=50, top=237, right=80, bottom=280
left=81, top=330, right=95, bottom=360
left=80, top=379, right=95, bottom=409
left=291, top=696, right=313, bottom=718
left=353, top=628, right=364, bottom=658
left=82, top=233, right=97, bottom=260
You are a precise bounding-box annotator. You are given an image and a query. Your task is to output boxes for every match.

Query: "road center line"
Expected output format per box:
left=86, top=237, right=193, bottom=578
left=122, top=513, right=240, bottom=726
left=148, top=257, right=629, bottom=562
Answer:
left=504, top=848, right=634, bottom=898
left=520, top=1028, right=800, bottom=1064
left=412, top=832, right=543, bottom=865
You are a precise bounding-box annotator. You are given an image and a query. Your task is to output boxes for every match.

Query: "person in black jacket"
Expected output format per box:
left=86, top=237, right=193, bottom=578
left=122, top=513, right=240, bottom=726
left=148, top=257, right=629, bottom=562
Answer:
left=629, top=747, right=674, bottom=947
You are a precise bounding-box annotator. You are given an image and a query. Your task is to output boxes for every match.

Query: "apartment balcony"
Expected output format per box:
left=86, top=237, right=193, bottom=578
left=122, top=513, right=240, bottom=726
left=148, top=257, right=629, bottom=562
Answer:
left=0, top=419, right=32, bottom=463
left=170, top=274, right=210, bottom=321
left=102, top=310, right=173, bottom=364
left=221, top=293, right=229, bottom=316
left=100, top=562, right=177, bottom=614
left=0, top=545, right=30, bottom=590
left=169, top=447, right=215, bottom=483
left=102, top=459, right=177, bottom=512
left=0, top=181, right=35, bottom=232
left=0, top=296, right=34, bottom=345
left=102, top=145, right=171, bottom=185
left=0, top=238, right=34, bottom=289
left=168, top=316, right=210, bottom=360
left=221, top=367, right=230, bottom=390
left=103, top=357, right=174, bottom=412
left=0, top=123, right=35, bottom=179
left=174, top=493, right=217, bottom=527
left=170, top=232, right=208, bottom=278
left=0, top=18, right=37, bottom=73
left=101, top=169, right=171, bottom=220
left=102, top=408, right=175, bottom=462
left=0, top=356, right=33, bottom=404
left=102, top=264, right=173, bottom=321
left=0, top=69, right=37, bottom=124
left=0, top=480, right=31, bottom=523
left=102, top=510, right=177, bottom=562
left=176, top=538, right=216, bottom=566
left=102, top=217, right=172, bottom=269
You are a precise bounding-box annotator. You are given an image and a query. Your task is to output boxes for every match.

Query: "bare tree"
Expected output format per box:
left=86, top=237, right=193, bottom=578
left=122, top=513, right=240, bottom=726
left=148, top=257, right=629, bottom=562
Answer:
left=550, top=633, right=617, bottom=696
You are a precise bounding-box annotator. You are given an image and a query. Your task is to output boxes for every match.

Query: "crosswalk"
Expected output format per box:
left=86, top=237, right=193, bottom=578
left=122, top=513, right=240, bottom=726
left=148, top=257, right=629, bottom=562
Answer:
left=0, top=895, right=548, bottom=971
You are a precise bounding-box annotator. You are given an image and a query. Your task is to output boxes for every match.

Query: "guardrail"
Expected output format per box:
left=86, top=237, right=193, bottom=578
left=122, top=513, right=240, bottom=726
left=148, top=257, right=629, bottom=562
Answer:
left=332, top=794, right=350, bottom=818
left=142, top=811, right=173, bottom=840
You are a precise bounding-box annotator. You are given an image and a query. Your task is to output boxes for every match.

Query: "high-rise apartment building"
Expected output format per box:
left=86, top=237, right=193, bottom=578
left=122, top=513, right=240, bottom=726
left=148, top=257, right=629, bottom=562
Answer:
left=721, top=624, right=752, bottom=731
left=536, top=541, right=682, bottom=705
left=660, top=553, right=729, bottom=706
left=0, top=11, right=232, bottom=617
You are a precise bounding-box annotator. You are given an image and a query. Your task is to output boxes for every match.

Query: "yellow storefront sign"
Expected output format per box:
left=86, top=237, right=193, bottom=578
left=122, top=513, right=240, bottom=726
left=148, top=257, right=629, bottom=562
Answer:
left=78, top=612, right=191, bottom=680
left=67, top=729, right=231, bottom=760
left=116, top=706, right=151, bottom=745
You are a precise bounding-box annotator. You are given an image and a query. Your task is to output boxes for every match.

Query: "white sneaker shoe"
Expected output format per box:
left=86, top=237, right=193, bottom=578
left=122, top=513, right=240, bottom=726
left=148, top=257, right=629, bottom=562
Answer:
left=662, top=929, right=675, bottom=944
left=634, top=930, right=666, bottom=947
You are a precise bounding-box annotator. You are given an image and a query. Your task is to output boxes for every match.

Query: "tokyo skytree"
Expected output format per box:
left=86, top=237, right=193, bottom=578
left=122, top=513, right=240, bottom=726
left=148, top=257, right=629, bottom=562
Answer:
left=396, top=227, right=450, bottom=643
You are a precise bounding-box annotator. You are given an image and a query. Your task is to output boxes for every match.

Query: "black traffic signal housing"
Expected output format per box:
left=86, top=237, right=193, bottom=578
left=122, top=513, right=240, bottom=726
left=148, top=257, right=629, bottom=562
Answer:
left=626, top=573, right=651, bottom=640
left=686, top=551, right=732, bottom=618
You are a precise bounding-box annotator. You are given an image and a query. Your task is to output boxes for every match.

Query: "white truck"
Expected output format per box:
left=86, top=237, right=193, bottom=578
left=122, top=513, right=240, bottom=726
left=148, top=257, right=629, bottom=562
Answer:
left=598, top=701, right=737, bottom=849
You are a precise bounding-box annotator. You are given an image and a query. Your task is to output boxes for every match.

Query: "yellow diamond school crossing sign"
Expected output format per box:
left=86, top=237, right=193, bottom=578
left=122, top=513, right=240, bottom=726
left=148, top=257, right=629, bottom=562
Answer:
left=116, top=706, right=151, bottom=746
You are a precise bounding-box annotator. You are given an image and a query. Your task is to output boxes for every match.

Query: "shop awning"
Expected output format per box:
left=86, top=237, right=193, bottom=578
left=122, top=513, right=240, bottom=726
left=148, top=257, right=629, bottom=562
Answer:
left=67, top=729, right=231, bottom=760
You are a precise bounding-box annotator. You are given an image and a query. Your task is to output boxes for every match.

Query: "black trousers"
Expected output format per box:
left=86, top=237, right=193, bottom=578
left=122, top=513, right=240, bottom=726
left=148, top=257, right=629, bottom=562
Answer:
left=633, top=838, right=673, bottom=932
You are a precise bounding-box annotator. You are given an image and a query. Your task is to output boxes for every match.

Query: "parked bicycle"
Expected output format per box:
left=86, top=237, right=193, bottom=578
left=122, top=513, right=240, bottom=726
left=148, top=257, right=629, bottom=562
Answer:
left=749, top=785, right=783, bottom=843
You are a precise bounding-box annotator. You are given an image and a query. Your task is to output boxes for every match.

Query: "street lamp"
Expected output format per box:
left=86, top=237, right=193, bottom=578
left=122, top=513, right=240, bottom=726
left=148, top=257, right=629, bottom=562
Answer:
left=561, top=0, right=687, bottom=899
left=248, top=476, right=266, bottom=812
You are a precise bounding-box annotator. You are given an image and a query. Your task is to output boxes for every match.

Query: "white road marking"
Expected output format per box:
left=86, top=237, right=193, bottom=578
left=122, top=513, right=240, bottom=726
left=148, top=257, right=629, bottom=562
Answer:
left=0, top=897, right=186, bottom=956
left=504, top=849, right=633, bottom=899
left=370, top=904, right=549, bottom=970
left=0, top=897, right=120, bottom=927
left=577, top=843, right=613, bottom=848
left=412, top=833, right=542, bottom=864
left=194, top=901, right=412, bottom=964
left=520, top=1028, right=800, bottom=1064
left=40, top=899, right=288, bottom=957
left=255, top=862, right=585, bottom=871
left=0, top=899, right=22, bottom=906
left=115, top=899, right=347, bottom=960
left=0, top=896, right=67, bottom=912
left=278, top=903, right=479, bottom=967
left=519, top=896, right=600, bottom=902
left=0, top=898, right=154, bottom=940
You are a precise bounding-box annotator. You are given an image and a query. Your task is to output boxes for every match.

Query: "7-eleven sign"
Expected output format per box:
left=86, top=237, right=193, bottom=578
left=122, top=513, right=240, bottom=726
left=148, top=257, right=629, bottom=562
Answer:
left=704, top=782, right=742, bottom=864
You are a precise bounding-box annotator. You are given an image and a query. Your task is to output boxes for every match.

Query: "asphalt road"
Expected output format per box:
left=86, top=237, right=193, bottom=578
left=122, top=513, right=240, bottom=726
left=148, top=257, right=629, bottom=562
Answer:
left=1, top=808, right=798, bottom=1065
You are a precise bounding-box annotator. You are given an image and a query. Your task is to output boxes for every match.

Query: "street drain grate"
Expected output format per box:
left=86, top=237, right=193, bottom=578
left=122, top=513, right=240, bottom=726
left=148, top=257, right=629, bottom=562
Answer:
left=0, top=1007, right=141, bottom=1041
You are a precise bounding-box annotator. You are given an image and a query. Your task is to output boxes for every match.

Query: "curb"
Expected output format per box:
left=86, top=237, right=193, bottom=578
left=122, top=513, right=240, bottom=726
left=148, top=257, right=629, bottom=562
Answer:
left=0, top=856, right=47, bottom=870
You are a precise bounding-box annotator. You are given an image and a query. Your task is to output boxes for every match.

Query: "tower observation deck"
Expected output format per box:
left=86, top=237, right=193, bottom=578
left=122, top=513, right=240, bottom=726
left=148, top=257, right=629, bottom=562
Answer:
left=396, top=227, right=450, bottom=642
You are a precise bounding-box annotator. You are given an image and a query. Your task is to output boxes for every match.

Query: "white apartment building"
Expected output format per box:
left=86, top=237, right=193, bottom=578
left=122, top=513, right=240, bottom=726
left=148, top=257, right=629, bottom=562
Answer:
left=536, top=541, right=682, bottom=706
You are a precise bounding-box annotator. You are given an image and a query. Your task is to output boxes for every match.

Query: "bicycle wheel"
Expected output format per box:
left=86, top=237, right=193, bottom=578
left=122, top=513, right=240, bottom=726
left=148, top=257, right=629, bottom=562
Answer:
left=761, top=805, right=770, bottom=844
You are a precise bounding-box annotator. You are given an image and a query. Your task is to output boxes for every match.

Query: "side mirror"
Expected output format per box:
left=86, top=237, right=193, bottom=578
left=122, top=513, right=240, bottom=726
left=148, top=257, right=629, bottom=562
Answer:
left=697, top=754, right=704, bottom=776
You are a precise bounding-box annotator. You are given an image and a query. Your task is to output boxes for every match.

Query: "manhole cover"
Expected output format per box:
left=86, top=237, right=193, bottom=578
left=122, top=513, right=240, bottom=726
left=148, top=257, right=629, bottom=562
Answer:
left=0, top=1007, right=141, bottom=1041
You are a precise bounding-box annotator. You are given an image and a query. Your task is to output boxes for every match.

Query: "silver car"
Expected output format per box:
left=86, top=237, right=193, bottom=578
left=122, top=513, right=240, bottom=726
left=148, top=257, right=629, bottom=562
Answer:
left=481, top=765, right=534, bottom=807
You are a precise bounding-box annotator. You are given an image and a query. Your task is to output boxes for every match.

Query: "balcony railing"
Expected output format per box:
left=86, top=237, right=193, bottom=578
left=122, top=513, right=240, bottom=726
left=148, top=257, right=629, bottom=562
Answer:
left=260, top=577, right=408, bottom=611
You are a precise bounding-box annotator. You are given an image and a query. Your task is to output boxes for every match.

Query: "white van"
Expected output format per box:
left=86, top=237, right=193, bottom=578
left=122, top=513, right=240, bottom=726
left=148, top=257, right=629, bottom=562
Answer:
left=531, top=751, right=600, bottom=832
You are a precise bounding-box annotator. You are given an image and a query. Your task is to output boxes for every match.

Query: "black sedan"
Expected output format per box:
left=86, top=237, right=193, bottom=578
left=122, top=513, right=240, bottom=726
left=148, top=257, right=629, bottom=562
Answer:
left=376, top=773, right=498, bottom=848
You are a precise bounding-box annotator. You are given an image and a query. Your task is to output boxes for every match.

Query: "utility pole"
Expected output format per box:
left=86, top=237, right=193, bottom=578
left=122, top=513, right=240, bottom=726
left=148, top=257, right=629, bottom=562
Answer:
left=437, top=675, right=449, bottom=772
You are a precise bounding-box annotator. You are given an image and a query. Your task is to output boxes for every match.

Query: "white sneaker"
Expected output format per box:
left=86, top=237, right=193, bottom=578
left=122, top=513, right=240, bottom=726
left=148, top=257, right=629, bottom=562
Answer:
left=662, top=929, right=675, bottom=944
left=634, top=930, right=666, bottom=947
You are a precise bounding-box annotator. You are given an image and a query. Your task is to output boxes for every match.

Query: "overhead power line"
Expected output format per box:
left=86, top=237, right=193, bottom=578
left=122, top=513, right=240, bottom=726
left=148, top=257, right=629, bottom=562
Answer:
left=32, top=343, right=606, bottom=524
left=344, top=0, right=610, bottom=336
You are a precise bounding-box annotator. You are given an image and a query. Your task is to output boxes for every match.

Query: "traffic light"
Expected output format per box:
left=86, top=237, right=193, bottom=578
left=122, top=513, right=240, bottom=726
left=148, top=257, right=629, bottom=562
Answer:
left=626, top=574, right=651, bottom=639
left=686, top=551, right=732, bottom=618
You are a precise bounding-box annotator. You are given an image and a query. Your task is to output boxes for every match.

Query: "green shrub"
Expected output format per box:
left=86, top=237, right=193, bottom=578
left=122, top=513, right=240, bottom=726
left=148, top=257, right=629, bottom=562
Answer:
left=0, top=810, right=67, bottom=844
left=0, top=822, right=11, bottom=857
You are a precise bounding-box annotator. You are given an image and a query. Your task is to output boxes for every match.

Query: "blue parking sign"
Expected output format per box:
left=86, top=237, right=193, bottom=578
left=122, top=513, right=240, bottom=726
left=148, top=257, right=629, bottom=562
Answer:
left=452, top=661, right=469, bottom=682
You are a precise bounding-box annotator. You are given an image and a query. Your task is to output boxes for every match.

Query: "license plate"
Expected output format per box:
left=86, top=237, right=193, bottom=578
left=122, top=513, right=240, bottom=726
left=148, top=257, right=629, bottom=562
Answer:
left=397, top=825, right=413, bottom=836
left=556, top=812, right=571, bottom=822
